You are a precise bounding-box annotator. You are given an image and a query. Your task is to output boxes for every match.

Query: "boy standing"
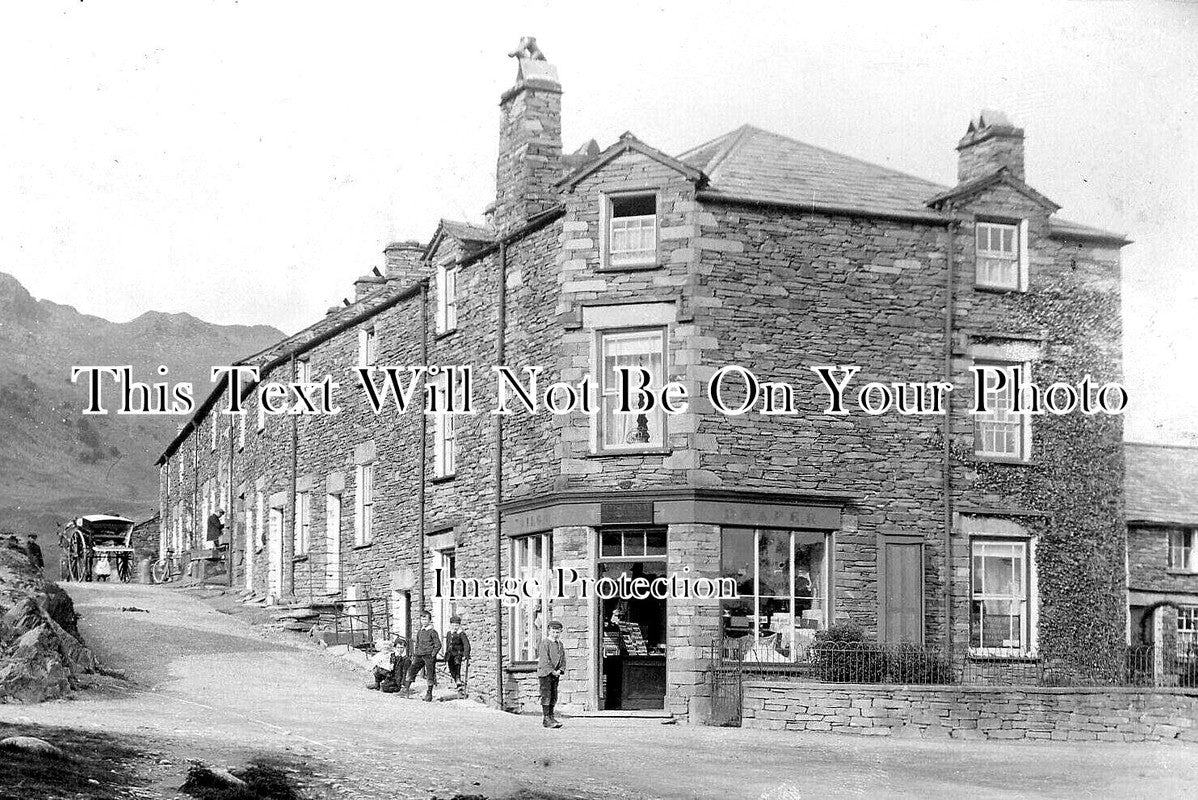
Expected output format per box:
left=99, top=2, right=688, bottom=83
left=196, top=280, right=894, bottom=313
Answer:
left=445, top=614, right=471, bottom=695
left=403, top=610, right=441, bottom=701
left=537, top=619, right=566, bottom=728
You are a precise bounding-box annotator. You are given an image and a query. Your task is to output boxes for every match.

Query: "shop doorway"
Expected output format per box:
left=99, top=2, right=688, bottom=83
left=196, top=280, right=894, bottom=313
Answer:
left=598, top=527, right=667, bottom=710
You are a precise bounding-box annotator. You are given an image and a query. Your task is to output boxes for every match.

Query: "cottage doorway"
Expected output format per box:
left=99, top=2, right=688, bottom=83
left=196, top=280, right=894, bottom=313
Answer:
left=597, top=527, right=668, bottom=710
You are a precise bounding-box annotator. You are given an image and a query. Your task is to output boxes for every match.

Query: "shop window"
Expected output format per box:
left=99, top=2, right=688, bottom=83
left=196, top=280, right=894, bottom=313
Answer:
left=596, top=328, right=667, bottom=451
left=974, top=361, right=1031, bottom=461
left=606, top=193, right=657, bottom=268
left=510, top=532, right=552, bottom=662
left=975, top=220, right=1027, bottom=290
left=970, top=538, right=1036, bottom=655
left=1178, top=606, right=1198, bottom=658
left=355, top=463, right=374, bottom=546
left=1168, top=529, right=1197, bottom=571
left=719, top=528, right=830, bottom=663
left=437, top=262, right=458, bottom=333
left=294, top=490, right=310, bottom=556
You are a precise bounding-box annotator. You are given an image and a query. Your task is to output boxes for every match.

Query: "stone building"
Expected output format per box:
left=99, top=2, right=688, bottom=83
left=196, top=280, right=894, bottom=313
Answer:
left=1126, top=443, right=1198, bottom=663
left=157, top=41, right=1130, bottom=721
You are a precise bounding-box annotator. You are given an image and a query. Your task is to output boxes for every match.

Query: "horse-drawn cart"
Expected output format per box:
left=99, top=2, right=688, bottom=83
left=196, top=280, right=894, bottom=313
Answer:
left=59, top=514, right=135, bottom=582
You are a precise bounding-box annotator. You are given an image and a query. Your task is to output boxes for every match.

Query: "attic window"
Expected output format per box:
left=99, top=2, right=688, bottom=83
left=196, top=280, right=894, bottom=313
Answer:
left=607, top=193, right=657, bottom=268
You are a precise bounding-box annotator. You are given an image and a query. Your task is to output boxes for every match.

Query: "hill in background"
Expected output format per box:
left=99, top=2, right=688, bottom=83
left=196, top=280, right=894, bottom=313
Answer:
left=0, top=271, right=283, bottom=572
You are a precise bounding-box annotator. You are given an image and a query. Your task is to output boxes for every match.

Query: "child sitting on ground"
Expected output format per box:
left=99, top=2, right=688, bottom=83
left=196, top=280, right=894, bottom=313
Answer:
left=367, top=638, right=400, bottom=693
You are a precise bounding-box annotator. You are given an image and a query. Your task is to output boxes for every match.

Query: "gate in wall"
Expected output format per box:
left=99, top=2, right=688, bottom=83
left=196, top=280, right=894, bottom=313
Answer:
left=708, top=640, right=745, bottom=726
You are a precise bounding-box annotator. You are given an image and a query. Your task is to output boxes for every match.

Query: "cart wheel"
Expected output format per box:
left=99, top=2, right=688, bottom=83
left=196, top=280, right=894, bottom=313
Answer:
left=67, top=529, right=88, bottom=582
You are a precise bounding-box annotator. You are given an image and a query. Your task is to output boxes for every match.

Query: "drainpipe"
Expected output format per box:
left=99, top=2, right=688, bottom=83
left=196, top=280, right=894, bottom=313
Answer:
left=494, top=240, right=507, bottom=709
left=942, top=207, right=957, bottom=658
left=289, top=353, right=298, bottom=601
left=419, top=282, right=429, bottom=613
left=192, top=438, right=198, bottom=555
left=228, top=412, right=235, bottom=588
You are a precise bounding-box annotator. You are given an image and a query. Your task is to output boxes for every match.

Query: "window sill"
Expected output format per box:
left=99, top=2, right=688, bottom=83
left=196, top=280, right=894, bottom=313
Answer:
left=1166, top=569, right=1198, bottom=576
left=598, top=261, right=662, bottom=273
left=505, top=662, right=538, bottom=674
left=967, top=650, right=1039, bottom=662
left=431, top=474, right=455, bottom=485
left=353, top=541, right=373, bottom=551
left=585, top=448, right=673, bottom=459
left=973, top=454, right=1036, bottom=466
left=974, top=282, right=1025, bottom=294
left=292, top=555, right=309, bottom=563
left=435, top=328, right=459, bottom=342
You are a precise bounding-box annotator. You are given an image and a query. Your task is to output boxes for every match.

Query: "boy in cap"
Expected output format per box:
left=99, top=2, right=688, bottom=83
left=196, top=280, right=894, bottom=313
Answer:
left=402, top=610, right=441, bottom=701
left=444, top=614, right=471, bottom=695
left=537, top=619, right=566, bottom=728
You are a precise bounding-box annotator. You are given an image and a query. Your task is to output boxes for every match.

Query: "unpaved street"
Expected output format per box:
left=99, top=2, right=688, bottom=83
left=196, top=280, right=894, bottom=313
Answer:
left=2, top=582, right=1196, bottom=799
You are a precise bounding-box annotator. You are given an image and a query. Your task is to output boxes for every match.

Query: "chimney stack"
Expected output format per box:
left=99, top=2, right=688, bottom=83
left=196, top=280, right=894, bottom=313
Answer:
left=383, top=240, right=426, bottom=286
left=956, top=109, right=1025, bottom=184
left=353, top=272, right=385, bottom=301
left=494, top=36, right=562, bottom=234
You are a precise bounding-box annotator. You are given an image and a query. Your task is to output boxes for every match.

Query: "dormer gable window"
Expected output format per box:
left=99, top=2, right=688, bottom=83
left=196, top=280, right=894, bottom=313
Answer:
left=975, top=220, right=1029, bottom=291
left=605, top=193, right=657, bottom=268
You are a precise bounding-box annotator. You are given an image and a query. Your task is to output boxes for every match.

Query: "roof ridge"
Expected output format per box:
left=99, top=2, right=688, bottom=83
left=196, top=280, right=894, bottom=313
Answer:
left=702, top=124, right=759, bottom=178
left=748, top=126, right=949, bottom=189
left=1126, top=441, right=1198, bottom=451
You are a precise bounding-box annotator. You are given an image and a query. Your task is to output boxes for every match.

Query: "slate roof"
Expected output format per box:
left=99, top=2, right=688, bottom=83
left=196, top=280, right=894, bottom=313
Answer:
left=439, top=219, right=495, bottom=244
left=677, top=124, right=1128, bottom=241
left=679, top=125, right=948, bottom=218
left=1126, top=443, right=1198, bottom=525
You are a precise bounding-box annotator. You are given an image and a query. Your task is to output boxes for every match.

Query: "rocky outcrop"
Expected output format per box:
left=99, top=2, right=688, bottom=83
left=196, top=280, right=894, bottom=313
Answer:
left=0, top=538, right=96, bottom=702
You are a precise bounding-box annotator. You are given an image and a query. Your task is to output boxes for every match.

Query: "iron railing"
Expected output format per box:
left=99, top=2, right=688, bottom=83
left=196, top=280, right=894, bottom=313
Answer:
left=712, top=635, right=1198, bottom=689
left=326, top=595, right=395, bottom=651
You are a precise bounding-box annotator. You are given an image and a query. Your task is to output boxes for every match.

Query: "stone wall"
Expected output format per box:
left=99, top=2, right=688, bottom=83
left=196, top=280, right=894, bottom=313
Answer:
left=742, top=680, right=1198, bottom=742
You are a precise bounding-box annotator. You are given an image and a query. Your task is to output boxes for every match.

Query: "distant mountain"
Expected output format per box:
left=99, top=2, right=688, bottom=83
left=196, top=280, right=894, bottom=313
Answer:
left=0, top=271, right=283, bottom=563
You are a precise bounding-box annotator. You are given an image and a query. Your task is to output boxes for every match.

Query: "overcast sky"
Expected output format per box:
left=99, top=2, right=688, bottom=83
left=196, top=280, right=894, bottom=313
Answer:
left=1, top=1, right=1194, bottom=443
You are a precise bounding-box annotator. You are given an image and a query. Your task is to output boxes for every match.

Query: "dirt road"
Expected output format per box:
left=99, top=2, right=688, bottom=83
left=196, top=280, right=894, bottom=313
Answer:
left=2, top=582, right=1196, bottom=799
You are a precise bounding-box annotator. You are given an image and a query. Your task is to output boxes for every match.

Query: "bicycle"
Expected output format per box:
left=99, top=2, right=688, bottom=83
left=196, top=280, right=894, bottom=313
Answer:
left=150, top=549, right=182, bottom=584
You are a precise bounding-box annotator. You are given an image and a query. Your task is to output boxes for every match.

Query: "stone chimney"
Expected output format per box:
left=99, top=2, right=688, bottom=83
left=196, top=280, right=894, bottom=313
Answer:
left=353, top=270, right=385, bottom=301
left=956, top=109, right=1025, bottom=183
left=494, top=36, right=562, bottom=234
left=383, top=240, right=426, bottom=286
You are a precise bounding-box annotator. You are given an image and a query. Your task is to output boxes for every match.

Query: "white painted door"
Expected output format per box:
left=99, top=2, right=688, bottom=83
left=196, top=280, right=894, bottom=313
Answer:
left=268, top=508, right=283, bottom=601
left=325, top=494, right=341, bottom=594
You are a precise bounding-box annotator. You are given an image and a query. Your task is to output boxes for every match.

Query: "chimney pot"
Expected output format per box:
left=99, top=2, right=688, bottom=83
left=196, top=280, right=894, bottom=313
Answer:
left=494, top=36, right=563, bottom=234
left=956, top=109, right=1025, bottom=184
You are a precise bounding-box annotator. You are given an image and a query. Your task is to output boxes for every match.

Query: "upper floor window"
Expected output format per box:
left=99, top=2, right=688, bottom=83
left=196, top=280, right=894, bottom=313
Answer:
left=437, top=262, right=458, bottom=333
left=970, top=538, right=1035, bottom=655
left=1169, top=529, right=1197, bottom=572
left=607, top=194, right=657, bottom=268
left=975, top=220, right=1028, bottom=291
left=296, top=359, right=311, bottom=385
left=432, top=374, right=459, bottom=480
left=974, top=362, right=1031, bottom=461
left=359, top=327, right=377, bottom=368
left=596, top=328, right=667, bottom=451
